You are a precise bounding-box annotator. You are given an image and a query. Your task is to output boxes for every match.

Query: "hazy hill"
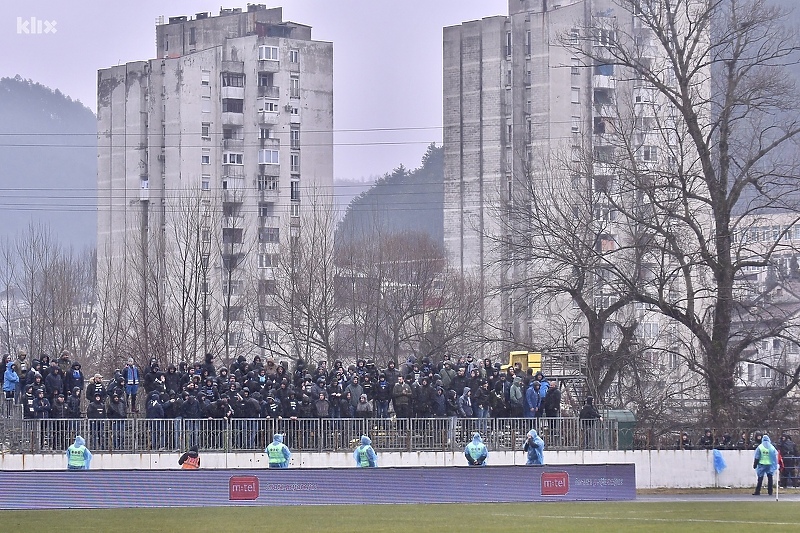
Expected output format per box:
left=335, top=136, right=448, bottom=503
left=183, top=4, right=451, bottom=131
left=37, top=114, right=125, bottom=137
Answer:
left=336, top=143, right=443, bottom=245
left=0, top=76, right=96, bottom=249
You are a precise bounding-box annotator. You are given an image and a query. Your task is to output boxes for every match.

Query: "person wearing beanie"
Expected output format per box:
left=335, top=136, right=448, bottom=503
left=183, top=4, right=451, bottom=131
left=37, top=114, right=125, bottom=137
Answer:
left=354, top=435, right=377, bottom=468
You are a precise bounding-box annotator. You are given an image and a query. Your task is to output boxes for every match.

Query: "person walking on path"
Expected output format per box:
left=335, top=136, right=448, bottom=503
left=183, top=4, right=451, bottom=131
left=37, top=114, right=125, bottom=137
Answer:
left=178, top=445, right=200, bottom=469
left=266, top=434, right=291, bottom=468
left=753, top=433, right=779, bottom=496
left=66, top=435, right=92, bottom=470
left=354, top=434, right=378, bottom=467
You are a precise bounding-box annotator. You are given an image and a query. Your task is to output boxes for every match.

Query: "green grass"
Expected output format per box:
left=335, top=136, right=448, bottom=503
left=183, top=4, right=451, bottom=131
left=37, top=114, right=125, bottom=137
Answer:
left=1, top=501, right=798, bottom=532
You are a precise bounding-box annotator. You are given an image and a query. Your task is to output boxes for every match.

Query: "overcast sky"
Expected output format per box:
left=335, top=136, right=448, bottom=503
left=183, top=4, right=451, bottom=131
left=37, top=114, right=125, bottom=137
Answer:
left=2, top=0, right=507, bottom=180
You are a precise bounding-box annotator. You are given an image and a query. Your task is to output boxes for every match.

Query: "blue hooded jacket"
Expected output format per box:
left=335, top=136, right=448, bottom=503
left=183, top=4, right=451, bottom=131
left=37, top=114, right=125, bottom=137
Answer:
left=464, top=432, right=488, bottom=466
left=524, top=429, right=545, bottom=465
left=354, top=435, right=377, bottom=467
left=66, top=435, right=92, bottom=469
left=266, top=434, right=291, bottom=468
left=754, top=434, right=778, bottom=476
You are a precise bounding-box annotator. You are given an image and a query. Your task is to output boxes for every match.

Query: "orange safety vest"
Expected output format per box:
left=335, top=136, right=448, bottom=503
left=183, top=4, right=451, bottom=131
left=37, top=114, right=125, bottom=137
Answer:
left=182, top=455, right=200, bottom=469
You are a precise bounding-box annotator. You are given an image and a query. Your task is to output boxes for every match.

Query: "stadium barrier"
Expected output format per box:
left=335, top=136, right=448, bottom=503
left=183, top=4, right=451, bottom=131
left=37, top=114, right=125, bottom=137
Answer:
left=0, top=464, right=636, bottom=509
left=0, top=416, right=617, bottom=454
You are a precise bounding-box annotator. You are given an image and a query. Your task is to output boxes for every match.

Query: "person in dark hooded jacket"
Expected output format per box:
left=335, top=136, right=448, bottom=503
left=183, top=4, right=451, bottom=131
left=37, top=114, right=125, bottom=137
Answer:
left=64, top=362, right=84, bottom=396
left=66, top=387, right=82, bottom=418
left=44, top=367, right=64, bottom=401
left=457, top=387, right=473, bottom=418
left=146, top=392, right=165, bottom=449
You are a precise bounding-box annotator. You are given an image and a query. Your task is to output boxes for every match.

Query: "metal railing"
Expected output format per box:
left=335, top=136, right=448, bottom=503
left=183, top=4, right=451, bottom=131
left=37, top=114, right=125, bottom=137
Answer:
left=0, top=417, right=618, bottom=454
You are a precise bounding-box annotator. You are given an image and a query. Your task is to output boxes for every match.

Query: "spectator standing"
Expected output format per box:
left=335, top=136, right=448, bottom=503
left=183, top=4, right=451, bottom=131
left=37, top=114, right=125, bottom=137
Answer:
left=779, top=434, right=798, bottom=488
left=524, top=428, right=545, bottom=465
left=64, top=362, right=85, bottom=397
left=266, top=433, right=291, bottom=468
left=354, top=435, right=378, bottom=468
left=464, top=432, right=488, bottom=466
left=86, top=374, right=106, bottom=404
left=457, top=387, right=473, bottom=418
left=697, top=429, right=715, bottom=449
left=525, top=381, right=542, bottom=418
left=374, top=374, right=392, bottom=418
left=543, top=381, right=561, bottom=418
left=509, top=376, right=524, bottom=418
left=579, top=396, right=601, bottom=449
left=178, top=445, right=200, bottom=469
left=123, top=358, right=141, bottom=412
left=3, top=362, right=19, bottom=417
left=392, top=376, right=412, bottom=419
left=86, top=393, right=106, bottom=450
left=66, top=435, right=92, bottom=470
left=753, top=434, right=779, bottom=496
left=12, top=350, right=28, bottom=403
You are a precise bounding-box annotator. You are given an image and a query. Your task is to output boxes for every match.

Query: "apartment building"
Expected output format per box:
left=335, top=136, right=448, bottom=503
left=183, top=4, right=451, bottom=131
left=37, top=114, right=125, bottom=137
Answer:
left=97, top=5, right=333, bottom=363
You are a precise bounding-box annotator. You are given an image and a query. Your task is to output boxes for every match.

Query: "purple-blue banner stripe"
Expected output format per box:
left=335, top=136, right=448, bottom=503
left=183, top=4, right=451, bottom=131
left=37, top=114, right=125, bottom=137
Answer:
left=0, top=464, right=635, bottom=509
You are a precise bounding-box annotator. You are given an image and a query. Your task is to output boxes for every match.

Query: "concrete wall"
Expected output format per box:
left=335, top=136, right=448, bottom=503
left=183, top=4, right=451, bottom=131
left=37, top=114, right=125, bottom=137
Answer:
left=0, top=449, right=753, bottom=489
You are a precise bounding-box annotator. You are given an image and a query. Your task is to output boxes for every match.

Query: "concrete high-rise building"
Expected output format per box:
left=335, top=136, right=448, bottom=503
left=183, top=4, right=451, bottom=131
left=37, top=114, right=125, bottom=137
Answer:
left=97, top=5, right=333, bottom=363
left=444, top=0, right=695, bottom=358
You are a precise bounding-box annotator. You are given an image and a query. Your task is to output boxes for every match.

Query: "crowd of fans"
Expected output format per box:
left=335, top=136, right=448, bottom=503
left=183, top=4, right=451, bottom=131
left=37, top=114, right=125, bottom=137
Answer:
left=3, top=350, right=574, bottom=423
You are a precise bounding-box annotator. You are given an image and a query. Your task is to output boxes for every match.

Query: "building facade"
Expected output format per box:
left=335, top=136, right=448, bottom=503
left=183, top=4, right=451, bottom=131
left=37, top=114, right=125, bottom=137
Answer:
left=97, top=5, right=333, bottom=365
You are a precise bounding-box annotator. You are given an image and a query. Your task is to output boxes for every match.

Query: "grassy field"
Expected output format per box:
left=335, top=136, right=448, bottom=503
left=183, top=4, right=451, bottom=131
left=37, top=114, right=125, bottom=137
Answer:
left=1, top=501, right=798, bottom=533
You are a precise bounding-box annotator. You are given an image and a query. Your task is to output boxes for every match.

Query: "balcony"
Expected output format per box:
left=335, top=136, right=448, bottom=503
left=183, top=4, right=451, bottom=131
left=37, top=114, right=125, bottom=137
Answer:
left=221, top=86, right=244, bottom=100
left=258, top=59, right=280, bottom=73
left=259, top=187, right=280, bottom=200
left=259, top=163, right=281, bottom=176
left=222, top=164, right=245, bottom=179
left=593, top=74, right=616, bottom=90
left=221, top=112, right=244, bottom=126
left=259, top=137, right=280, bottom=150
left=222, top=189, right=245, bottom=203
left=222, top=138, right=244, bottom=150
left=259, top=215, right=280, bottom=227
left=258, top=111, right=280, bottom=125
left=258, top=85, right=280, bottom=98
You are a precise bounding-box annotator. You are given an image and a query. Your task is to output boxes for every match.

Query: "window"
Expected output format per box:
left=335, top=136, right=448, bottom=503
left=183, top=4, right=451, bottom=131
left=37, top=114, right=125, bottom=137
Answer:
left=594, top=63, right=614, bottom=76
left=201, top=97, right=211, bottom=113
left=201, top=176, right=211, bottom=191
left=164, top=35, right=169, bottom=51
left=761, top=366, right=772, bottom=379
left=596, top=28, right=615, bottom=47
left=258, top=175, right=279, bottom=191
left=224, top=306, right=244, bottom=322
left=571, top=116, right=580, bottom=133
left=289, top=48, right=299, bottom=63
left=290, top=202, right=300, bottom=217
left=505, top=31, right=512, bottom=56
left=259, top=279, right=277, bottom=295
left=571, top=88, right=580, bottom=103
left=641, top=145, right=658, bottom=161
left=258, top=149, right=279, bottom=164
left=222, top=98, right=243, bottom=113
left=201, top=70, right=210, bottom=86
left=189, top=27, right=196, bottom=45
left=227, top=332, right=241, bottom=347
left=259, top=307, right=279, bottom=322
left=569, top=28, right=579, bottom=45
left=526, top=30, right=531, bottom=55
left=201, top=228, right=211, bottom=243
left=222, top=279, right=244, bottom=296
left=258, top=72, right=273, bottom=87
left=223, top=152, right=243, bottom=165
left=571, top=58, right=580, bottom=75
left=201, top=122, right=211, bottom=139
left=259, top=45, right=279, bottom=61
left=290, top=76, right=300, bottom=98
left=222, top=73, right=244, bottom=87
left=258, top=253, right=276, bottom=268
left=260, top=127, right=272, bottom=140
left=201, top=149, right=210, bottom=165
left=259, top=227, right=280, bottom=243
left=259, top=99, right=280, bottom=112
left=290, top=153, right=300, bottom=173
left=290, top=127, right=300, bottom=148
left=290, top=180, right=300, bottom=201
left=222, top=228, right=243, bottom=244
left=258, top=202, right=274, bottom=217
left=200, top=279, right=209, bottom=294
left=290, top=105, right=300, bottom=117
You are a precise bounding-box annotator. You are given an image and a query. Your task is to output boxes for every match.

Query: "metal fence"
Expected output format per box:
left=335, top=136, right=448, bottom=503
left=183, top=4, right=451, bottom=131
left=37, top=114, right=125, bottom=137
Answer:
left=0, top=417, right=618, bottom=454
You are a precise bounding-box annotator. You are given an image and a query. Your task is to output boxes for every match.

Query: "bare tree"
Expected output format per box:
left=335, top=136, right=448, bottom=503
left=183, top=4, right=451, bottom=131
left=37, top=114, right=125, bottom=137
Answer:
left=572, top=0, right=800, bottom=423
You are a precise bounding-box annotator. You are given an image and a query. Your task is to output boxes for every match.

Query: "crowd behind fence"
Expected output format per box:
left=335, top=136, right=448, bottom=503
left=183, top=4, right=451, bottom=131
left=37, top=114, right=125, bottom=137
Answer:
left=0, top=416, right=616, bottom=454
